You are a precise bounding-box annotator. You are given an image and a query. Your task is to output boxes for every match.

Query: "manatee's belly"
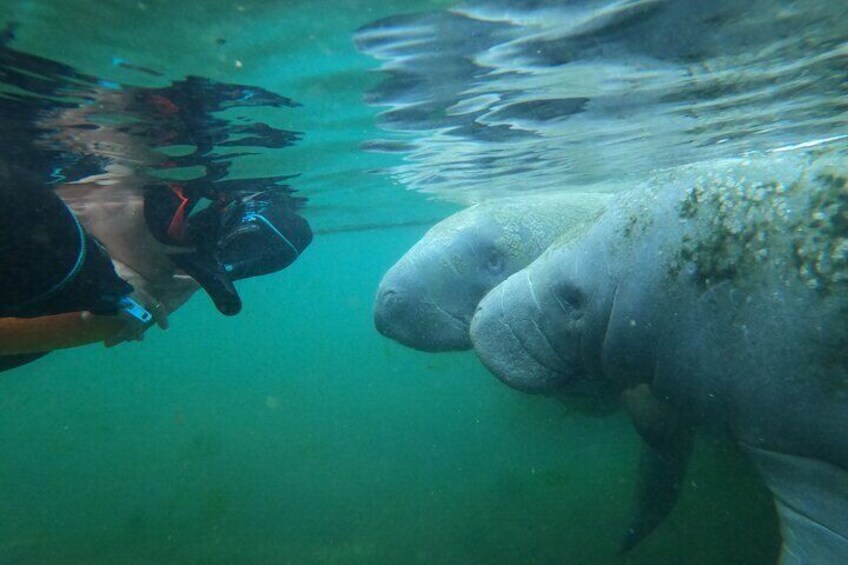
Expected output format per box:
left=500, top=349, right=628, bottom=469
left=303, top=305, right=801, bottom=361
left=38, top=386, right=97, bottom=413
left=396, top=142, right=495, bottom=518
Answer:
left=649, top=265, right=848, bottom=470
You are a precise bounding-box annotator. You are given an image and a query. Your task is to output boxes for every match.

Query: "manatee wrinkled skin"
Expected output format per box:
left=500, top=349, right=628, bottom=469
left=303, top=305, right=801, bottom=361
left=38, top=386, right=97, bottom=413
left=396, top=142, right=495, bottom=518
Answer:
left=470, top=151, right=848, bottom=562
left=374, top=193, right=609, bottom=351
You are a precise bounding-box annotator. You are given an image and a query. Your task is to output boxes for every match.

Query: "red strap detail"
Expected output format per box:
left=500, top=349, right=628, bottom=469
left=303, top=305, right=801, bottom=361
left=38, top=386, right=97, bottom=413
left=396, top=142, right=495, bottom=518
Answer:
left=166, top=184, right=190, bottom=242
left=148, top=94, right=180, bottom=115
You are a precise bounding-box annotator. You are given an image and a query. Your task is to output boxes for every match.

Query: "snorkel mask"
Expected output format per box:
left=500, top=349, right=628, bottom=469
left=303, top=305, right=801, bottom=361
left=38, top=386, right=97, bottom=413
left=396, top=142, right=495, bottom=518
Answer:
left=145, top=185, right=312, bottom=315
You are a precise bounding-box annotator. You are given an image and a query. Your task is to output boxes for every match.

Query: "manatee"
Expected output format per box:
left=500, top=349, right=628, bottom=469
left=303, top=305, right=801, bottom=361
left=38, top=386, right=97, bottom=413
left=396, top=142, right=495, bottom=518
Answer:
left=374, top=193, right=610, bottom=351
left=470, top=150, right=848, bottom=561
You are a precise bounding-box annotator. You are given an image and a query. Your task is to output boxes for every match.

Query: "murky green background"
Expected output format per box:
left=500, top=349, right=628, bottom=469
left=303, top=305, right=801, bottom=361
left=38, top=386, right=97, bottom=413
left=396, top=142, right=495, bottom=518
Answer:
left=0, top=0, right=779, bottom=563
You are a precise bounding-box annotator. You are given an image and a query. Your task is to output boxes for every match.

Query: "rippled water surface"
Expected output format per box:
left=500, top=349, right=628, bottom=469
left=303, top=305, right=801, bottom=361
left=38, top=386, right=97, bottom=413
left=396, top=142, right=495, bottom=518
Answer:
left=357, top=0, right=846, bottom=200
left=0, top=0, right=844, bottom=563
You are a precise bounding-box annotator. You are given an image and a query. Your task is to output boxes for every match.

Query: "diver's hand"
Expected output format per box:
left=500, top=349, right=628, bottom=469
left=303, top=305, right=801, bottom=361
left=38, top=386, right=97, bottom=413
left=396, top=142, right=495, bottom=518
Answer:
left=102, top=284, right=175, bottom=347
left=126, top=285, right=170, bottom=331
left=104, top=260, right=199, bottom=347
left=111, top=259, right=198, bottom=317
left=81, top=308, right=156, bottom=348
left=104, top=263, right=169, bottom=347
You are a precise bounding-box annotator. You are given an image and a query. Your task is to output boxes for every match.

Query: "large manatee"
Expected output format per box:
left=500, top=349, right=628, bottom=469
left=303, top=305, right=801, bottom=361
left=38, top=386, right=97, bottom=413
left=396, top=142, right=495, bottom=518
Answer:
left=470, top=150, right=848, bottom=561
left=375, top=193, right=609, bottom=351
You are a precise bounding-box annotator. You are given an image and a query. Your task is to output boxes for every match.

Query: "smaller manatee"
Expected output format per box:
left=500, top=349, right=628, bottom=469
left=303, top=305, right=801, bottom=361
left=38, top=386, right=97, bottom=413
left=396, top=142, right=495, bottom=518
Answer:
left=374, top=193, right=610, bottom=351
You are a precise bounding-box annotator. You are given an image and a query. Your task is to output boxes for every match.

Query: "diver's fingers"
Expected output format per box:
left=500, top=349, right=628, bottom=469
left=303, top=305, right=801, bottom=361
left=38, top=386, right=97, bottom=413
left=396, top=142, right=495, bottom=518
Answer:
left=151, top=302, right=169, bottom=330
left=104, top=328, right=139, bottom=347
left=79, top=311, right=123, bottom=347
left=104, top=323, right=132, bottom=347
left=103, top=316, right=150, bottom=347
left=103, top=333, right=122, bottom=348
left=135, top=291, right=168, bottom=331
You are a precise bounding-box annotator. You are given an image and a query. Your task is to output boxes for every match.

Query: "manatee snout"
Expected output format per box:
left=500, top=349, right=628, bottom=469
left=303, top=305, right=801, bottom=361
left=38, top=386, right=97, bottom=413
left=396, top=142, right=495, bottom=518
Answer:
left=374, top=274, right=471, bottom=352
left=374, top=286, right=412, bottom=339
left=374, top=287, right=402, bottom=318
left=471, top=275, right=574, bottom=394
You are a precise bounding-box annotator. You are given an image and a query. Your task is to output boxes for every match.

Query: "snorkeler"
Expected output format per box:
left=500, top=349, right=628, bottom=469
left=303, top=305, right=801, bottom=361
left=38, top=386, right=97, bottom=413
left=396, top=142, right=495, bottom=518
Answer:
left=0, top=29, right=312, bottom=371
left=0, top=104, right=311, bottom=371
left=0, top=170, right=312, bottom=371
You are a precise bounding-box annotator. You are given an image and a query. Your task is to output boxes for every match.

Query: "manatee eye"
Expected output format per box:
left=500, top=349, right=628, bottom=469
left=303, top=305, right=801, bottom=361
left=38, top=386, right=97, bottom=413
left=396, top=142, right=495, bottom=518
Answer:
left=485, top=248, right=504, bottom=275
left=555, top=281, right=585, bottom=315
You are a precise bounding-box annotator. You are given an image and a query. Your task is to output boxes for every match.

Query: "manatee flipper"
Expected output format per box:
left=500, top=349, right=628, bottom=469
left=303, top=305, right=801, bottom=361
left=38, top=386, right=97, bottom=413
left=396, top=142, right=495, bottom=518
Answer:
left=619, top=384, right=694, bottom=552
left=742, top=446, right=848, bottom=565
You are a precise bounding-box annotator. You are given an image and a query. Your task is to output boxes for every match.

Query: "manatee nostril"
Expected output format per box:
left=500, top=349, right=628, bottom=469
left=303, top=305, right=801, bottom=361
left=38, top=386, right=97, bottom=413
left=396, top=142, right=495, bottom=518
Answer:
left=380, top=289, right=399, bottom=304
left=375, top=289, right=401, bottom=335
left=376, top=289, right=407, bottom=317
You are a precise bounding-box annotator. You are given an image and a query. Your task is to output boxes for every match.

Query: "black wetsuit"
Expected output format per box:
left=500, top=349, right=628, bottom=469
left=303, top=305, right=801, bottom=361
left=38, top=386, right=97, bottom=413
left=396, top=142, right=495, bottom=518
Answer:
left=0, top=164, right=133, bottom=371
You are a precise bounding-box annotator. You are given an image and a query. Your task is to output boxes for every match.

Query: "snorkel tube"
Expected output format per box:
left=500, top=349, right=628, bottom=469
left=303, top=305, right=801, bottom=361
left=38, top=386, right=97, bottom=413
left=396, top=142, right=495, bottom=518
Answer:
left=169, top=251, right=242, bottom=315
left=144, top=184, right=312, bottom=316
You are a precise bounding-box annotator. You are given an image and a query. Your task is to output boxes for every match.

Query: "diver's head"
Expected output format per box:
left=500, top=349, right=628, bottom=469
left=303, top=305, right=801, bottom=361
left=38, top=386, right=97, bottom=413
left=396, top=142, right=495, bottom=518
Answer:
left=217, top=192, right=312, bottom=281
left=146, top=185, right=312, bottom=315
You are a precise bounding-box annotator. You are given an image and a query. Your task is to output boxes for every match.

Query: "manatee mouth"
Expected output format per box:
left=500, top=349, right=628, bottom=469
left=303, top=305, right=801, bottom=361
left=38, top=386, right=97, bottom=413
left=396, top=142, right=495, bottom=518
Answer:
left=374, top=288, right=471, bottom=352
left=470, top=281, right=573, bottom=394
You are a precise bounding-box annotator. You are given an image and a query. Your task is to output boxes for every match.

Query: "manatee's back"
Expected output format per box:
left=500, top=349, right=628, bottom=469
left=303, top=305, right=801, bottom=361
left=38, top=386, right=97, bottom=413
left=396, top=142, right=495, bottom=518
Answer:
left=638, top=151, right=848, bottom=565
left=482, top=192, right=612, bottom=262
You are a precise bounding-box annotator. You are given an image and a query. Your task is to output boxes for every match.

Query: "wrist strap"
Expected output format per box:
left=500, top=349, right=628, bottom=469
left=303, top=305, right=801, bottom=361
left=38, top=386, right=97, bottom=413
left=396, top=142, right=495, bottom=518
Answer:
left=117, top=296, right=153, bottom=324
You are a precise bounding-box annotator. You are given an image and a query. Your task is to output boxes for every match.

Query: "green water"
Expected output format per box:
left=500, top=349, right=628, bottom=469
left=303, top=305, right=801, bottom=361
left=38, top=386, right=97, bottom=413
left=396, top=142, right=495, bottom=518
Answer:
left=1, top=228, right=779, bottom=564
left=0, top=1, right=782, bottom=563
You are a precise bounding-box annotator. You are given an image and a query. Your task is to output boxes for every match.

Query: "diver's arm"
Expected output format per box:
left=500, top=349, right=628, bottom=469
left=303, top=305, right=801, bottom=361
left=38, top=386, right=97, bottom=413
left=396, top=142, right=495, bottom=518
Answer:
left=0, top=312, right=125, bottom=355
left=0, top=263, right=197, bottom=355
left=0, top=285, right=178, bottom=355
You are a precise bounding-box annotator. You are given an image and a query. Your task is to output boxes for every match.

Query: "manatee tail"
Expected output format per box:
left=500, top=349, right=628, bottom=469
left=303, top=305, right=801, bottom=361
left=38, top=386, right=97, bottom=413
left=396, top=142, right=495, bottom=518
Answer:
left=619, top=384, right=694, bottom=552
